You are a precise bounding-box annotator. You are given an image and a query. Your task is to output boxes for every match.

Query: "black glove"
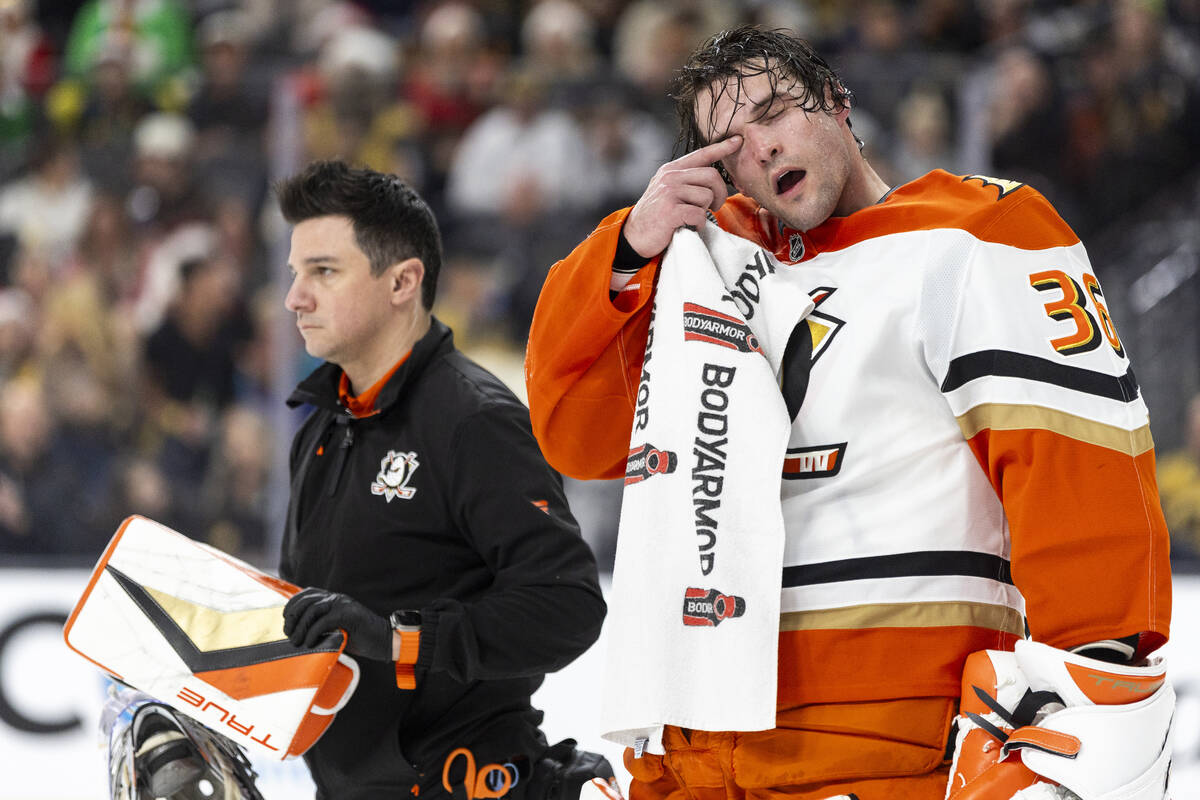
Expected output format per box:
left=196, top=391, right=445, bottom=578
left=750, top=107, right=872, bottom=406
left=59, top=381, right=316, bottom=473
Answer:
left=282, top=587, right=392, bottom=661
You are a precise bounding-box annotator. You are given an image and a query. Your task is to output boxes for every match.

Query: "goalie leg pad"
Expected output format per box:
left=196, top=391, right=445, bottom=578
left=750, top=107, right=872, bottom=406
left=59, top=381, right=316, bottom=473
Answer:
left=1009, top=640, right=1173, bottom=800
left=946, top=644, right=1174, bottom=800
left=1005, top=684, right=1173, bottom=800
left=947, top=650, right=1053, bottom=800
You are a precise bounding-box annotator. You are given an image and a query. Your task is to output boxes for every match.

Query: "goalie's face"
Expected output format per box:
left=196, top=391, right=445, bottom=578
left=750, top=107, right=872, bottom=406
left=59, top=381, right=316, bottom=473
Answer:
left=694, top=66, right=860, bottom=232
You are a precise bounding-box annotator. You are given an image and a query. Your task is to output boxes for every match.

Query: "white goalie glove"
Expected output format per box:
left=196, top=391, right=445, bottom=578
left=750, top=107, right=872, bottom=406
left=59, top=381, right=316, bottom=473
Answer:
left=946, top=640, right=1174, bottom=800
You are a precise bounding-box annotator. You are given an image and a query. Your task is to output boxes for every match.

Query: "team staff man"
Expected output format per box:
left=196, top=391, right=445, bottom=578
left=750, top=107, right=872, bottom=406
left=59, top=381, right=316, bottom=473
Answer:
left=276, top=160, right=607, bottom=799
left=524, top=26, right=1171, bottom=799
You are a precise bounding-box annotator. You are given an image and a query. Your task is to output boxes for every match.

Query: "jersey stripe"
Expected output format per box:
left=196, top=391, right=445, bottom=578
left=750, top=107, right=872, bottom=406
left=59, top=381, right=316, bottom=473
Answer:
left=780, top=600, right=1024, bottom=634
left=955, top=403, right=1154, bottom=456
left=782, top=550, right=1012, bottom=587
left=782, top=574, right=1024, bottom=616
left=941, top=349, right=1139, bottom=401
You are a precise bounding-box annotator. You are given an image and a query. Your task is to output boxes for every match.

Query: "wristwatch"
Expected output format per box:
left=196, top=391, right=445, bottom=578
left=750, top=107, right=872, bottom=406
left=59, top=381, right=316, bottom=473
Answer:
left=389, top=609, right=422, bottom=631
left=388, top=609, right=422, bottom=684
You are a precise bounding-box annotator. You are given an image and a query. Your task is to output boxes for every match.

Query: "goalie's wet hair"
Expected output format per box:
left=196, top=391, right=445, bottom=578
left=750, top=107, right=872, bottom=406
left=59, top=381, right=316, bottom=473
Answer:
left=671, top=26, right=861, bottom=180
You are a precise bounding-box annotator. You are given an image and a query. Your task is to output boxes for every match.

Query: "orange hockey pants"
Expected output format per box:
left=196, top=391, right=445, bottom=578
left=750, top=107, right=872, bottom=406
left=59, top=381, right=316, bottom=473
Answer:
left=624, top=698, right=955, bottom=800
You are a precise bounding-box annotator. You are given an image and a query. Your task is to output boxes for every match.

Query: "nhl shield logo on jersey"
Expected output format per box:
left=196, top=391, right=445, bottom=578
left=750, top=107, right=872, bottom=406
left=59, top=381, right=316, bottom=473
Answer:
left=682, top=587, right=745, bottom=627
left=788, top=232, right=805, bottom=262
left=682, top=302, right=764, bottom=354
left=371, top=450, right=420, bottom=501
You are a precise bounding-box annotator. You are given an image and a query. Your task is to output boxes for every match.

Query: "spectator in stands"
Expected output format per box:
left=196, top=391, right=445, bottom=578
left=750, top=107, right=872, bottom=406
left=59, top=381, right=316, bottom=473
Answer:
left=611, top=0, right=735, bottom=124
left=0, top=0, right=54, bottom=99
left=60, top=192, right=142, bottom=323
left=125, top=112, right=219, bottom=336
left=444, top=65, right=607, bottom=340
left=188, top=10, right=269, bottom=150
left=197, top=403, right=272, bottom=560
left=109, top=452, right=188, bottom=539
left=0, top=134, right=93, bottom=262
left=41, top=354, right=122, bottom=552
left=576, top=79, right=673, bottom=213
left=519, top=0, right=602, bottom=104
left=187, top=9, right=271, bottom=214
left=913, top=0, right=986, bottom=53
left=985, top=46, right=1072, bottom=208
left=0, top=288, right=35, bottom=380
left=62, top=0, right=194, bottom=106
left=888, top=83, right=958, bottom=183
left=0, top=60, right=38, bottom=183
left=836, top=0, right=927, bottom=146
left=301, top=24, right=420, bottom=175
left=40, top=220, right=141, bottom=416
left=143, top=254, right=249, bottom=417
left=402, top=1, right=506, bottom=208
left=141, top=254, right=251, bottom=507
left=1064, top=0, right=1200, bottom=235
left=0, top=0, right=54, bottom=179
left=446, top=66, right=597, bottom=226
left=0, top=376, right=83, bottom=554
left=127, top=112, right=208, bottom=232
left=46, top=44, right=151, bottom=190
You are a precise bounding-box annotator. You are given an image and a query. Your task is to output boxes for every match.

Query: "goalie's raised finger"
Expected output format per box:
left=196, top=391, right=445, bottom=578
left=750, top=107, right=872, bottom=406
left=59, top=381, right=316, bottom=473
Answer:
left=664, top=167, right=729, bottom=210
left=668, top=182, right=718, bottom=213
left=673, top=135, right=742, bottom=170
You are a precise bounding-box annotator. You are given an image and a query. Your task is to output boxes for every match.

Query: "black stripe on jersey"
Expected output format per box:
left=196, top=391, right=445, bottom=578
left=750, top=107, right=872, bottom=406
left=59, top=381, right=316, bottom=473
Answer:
left=782, top=551, right=1013, bottom=587
left=940, top=350, right=1139, bottom=402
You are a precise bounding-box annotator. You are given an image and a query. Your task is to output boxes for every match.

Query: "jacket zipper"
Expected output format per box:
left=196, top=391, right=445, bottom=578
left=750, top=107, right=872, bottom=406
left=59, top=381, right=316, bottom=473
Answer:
left=328, top=413, right=354, bottom=497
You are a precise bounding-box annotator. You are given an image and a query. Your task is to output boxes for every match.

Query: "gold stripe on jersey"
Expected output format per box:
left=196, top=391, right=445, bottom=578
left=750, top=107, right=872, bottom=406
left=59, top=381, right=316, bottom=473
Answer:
left=780, top=601, right=1024, bottom=635
left=955, top=402, right=1154, bottom=456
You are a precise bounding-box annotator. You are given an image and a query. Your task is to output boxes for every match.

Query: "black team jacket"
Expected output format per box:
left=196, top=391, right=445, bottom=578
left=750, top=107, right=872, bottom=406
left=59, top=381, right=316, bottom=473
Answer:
left=280, top=317, right=606, bottom=799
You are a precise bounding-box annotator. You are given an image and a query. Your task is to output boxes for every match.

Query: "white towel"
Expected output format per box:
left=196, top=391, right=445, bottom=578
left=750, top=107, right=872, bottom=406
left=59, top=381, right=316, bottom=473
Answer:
left=601, top=223, right=815, bottom=753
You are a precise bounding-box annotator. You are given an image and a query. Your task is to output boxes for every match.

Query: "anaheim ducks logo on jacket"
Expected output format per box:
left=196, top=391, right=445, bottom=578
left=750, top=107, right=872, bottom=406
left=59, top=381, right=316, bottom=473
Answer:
left=371, top=450, right=420, bottom=501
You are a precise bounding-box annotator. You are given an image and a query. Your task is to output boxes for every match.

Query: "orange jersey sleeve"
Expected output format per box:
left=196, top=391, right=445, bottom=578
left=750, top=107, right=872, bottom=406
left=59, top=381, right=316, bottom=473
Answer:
left=968, top=428, right=1171, bottom=657
left=525, top=207, right=660, bottom=479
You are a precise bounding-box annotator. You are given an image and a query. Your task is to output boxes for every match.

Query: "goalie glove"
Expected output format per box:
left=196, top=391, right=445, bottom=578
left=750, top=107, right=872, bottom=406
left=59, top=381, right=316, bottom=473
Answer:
left=946, top=640, right=1173, bottom=800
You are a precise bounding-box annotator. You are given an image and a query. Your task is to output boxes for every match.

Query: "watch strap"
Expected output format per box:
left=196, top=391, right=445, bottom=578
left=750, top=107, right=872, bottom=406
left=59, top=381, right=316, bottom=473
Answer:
left=389, top=610, right=421, bottom=689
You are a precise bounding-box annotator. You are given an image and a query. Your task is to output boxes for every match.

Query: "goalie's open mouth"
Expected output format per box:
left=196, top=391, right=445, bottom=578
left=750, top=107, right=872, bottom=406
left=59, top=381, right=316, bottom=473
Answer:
left=775, top=169, right=805, bottom=196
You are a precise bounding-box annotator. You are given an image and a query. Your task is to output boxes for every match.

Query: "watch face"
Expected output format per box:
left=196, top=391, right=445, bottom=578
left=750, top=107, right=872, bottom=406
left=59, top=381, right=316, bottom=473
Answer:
left=391, top=610, right=421, bottom=628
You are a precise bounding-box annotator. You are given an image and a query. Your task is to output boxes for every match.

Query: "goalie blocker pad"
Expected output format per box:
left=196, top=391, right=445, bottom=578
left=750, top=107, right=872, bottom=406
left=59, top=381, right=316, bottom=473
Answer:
left=64, top=515, right=360, bottom=760
left=946, top=640, right=1173, bottom=800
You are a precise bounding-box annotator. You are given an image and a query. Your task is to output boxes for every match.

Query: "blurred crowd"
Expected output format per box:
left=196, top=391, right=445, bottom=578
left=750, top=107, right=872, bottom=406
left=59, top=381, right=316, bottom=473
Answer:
left=0, top=0, right=1198, bottom=566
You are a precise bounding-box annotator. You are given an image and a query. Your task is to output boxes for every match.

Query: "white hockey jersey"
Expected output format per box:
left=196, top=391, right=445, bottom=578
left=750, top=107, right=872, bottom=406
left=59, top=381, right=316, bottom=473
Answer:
left=526, top=169, right=1171, bottom=708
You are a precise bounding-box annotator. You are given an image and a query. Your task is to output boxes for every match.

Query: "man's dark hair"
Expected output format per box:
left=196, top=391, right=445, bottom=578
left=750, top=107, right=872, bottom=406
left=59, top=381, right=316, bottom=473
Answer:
left=276, top=160, right=442, bottom=310
left=671, top=25, right=857, bottom=165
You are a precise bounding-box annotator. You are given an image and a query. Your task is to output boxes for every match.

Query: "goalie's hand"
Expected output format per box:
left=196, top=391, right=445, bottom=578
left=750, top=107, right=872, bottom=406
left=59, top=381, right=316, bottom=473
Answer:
left=283, top=587, right=392, bottom=661
left=623, top=136, right=742, bottom=259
